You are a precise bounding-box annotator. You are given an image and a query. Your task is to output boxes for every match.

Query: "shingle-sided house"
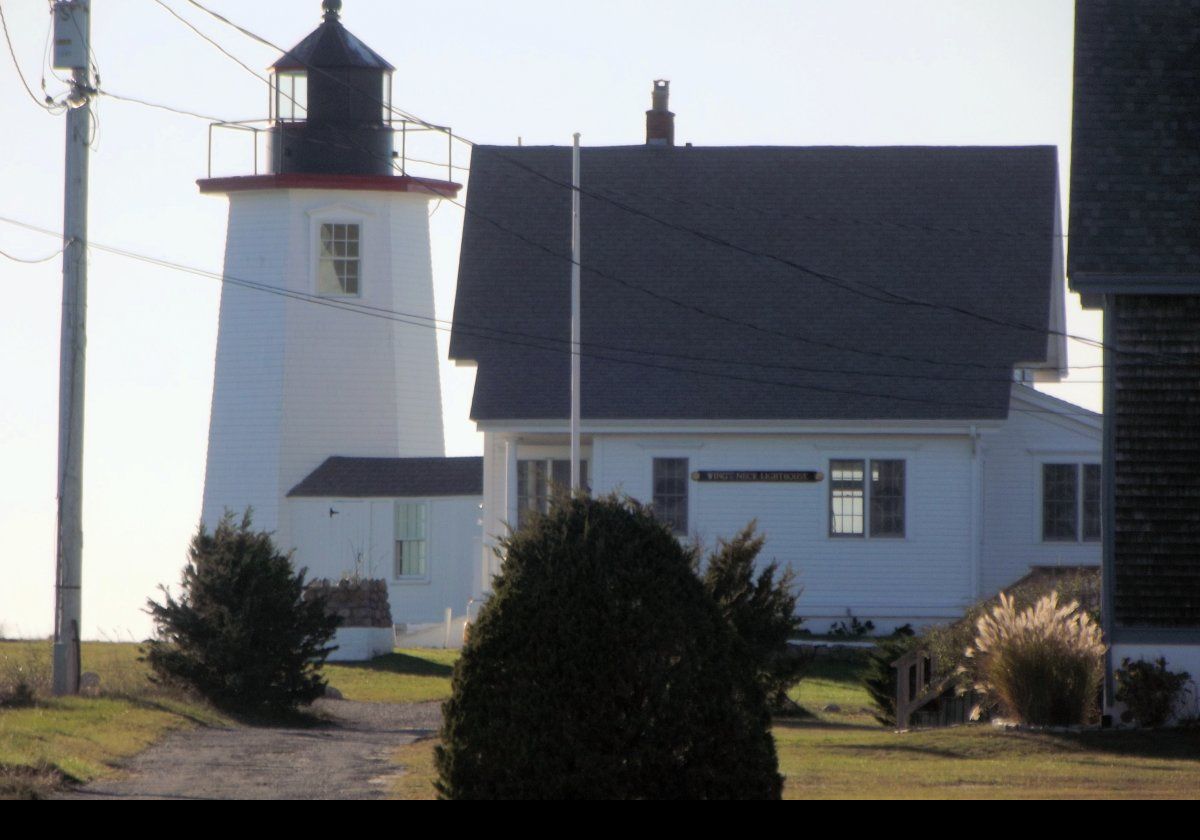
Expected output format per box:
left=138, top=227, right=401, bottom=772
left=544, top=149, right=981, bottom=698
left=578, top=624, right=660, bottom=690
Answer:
left=1068, top=0, right=1200, bottom=704
left=449, top=95, right=1102, bottom=632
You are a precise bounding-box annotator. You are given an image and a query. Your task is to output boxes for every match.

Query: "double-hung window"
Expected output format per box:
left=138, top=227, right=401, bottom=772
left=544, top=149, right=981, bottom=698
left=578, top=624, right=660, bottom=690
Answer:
left=318, top=222, right=361, bottom=296
left=516, top=458, right=589, bottom=529
left=1042, top=463, right=1101, bottom=542
left=829, top=459, right=906, bottom=538
left=394, top=502, right=428, bottom=579
left=652, top=457, right=689, bottom=535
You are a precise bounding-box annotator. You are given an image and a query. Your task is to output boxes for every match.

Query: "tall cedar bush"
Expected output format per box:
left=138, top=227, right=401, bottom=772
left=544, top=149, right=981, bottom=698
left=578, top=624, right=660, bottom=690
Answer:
left=863, top=627, right=920, bottom=727
left=435, top=495, right=782, bottom=800
left=701, top=523, right=806, bottom=709
left=143, top=511, right=340, bottom=714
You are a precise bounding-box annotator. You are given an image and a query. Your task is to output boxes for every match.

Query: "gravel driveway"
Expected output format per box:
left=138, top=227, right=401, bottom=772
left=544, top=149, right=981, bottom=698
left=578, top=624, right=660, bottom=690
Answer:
left=59, top=700, right=442, bottom=800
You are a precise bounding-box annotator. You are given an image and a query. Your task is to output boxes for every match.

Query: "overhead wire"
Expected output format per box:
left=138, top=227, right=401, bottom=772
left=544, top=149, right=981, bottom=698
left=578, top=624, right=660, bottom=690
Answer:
left=176, top=1, right=1133, bottom=365
left=0, top=212, right=1106, bottom=420
left=1, top=0, right=64, bottom=112
left=0, top=238, right=70, bottom=263
left=99, top=82, right=1116, bottom=384
left=69, top=4, right=1115, bottom=419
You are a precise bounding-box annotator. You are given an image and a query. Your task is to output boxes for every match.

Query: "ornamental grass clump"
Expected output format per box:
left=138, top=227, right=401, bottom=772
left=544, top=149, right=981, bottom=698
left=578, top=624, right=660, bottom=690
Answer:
left=964, top=591, right=1104, bottom=726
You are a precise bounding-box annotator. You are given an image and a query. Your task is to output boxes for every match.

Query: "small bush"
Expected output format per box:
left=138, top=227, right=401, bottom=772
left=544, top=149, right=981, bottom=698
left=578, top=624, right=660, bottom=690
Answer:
left=830, top=617, right=876, bottom=638
left=700, top=523, right=806, bottom=710
left=436, top=495, right=782, bottom=800
left=964, top=591, right=1104, bottom=726
left=862, top=627, right=921, bottom=727
left=143, top=511, right=340, bottom=715
left=1115, top=658, right=1192, bottom=727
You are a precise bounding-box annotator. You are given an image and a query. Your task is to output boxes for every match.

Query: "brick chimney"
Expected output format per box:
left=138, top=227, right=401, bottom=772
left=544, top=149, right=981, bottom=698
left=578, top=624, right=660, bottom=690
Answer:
left=645, top=80, right=674, bottom=146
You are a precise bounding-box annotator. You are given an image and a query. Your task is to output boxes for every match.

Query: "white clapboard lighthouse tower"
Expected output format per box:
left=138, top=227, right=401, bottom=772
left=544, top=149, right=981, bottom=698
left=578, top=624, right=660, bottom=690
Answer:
left=198, top=1, right=459, bottom=549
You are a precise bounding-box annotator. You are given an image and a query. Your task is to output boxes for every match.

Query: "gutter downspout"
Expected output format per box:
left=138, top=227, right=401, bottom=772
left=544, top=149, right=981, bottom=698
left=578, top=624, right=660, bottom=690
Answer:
left=969, top=425, right=983, bottom=599
left=504, top=436, right=519, bottom=537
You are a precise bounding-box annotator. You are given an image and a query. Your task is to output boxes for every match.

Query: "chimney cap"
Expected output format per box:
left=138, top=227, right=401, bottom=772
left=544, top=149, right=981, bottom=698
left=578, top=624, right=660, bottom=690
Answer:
left=646, top=79, right=675, bottom=146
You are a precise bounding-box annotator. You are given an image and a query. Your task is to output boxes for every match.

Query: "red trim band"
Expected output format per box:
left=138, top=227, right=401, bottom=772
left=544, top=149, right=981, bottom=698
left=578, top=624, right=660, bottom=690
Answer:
left=197, top=172, right=461, bottom=197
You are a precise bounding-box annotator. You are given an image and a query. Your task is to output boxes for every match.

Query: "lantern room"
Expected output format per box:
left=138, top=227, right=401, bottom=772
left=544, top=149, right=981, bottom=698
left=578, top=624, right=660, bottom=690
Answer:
left=268, top=0, right=396, bottom=176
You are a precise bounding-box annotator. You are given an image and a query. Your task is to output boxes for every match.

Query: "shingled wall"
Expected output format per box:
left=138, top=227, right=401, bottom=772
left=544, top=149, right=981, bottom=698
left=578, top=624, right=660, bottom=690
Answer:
left=1112, top=295, right=1200, bottom=628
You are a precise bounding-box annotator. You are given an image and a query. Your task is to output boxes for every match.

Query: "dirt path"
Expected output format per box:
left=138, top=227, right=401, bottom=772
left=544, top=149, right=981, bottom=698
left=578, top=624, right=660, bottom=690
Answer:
left=59, top=699, right=442, bottom=800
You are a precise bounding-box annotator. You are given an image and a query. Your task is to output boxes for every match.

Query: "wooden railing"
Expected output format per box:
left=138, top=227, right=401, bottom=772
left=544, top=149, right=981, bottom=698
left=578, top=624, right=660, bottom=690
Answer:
left=892, top=647, right=958, bottom=730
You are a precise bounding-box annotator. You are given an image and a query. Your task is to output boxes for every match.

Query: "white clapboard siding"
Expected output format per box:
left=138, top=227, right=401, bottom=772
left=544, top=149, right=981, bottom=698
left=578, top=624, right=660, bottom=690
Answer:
left=201, top=188, right=444, bottom=550
left=978, top=387, right=1102, bottom=597
left=592, top=433, right=975, bottom=628
left=289, top=496, right=481, bottom=626
left=473, top=392, right=1100, bottom=631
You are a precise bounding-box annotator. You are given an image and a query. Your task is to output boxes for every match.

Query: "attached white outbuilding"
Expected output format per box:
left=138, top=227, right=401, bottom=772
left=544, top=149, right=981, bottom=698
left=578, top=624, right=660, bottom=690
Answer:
left=287, top=456, right=484, bottom=628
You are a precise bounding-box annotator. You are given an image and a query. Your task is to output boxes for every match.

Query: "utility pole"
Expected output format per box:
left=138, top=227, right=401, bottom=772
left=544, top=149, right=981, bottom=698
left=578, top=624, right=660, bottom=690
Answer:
left=570, top=133, right=581, bottom=494
left=52, top=0, right=92, bottom=696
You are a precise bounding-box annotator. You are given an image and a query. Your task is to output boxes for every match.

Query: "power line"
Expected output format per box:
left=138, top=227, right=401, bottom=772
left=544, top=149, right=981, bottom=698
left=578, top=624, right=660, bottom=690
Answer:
left=93, top=81, right=1117, bottom=380
left=93, top=87, right=1121, bottom=378
left=92, top=239, right=1103, bottom=420
left=492, top=150, right=1106, bottom=350
left=102, top=5, right=1125, bottom=379
left=0, top=212, right=1106, bottom=420
left=0, top=238, right=69, bottom=263
left=152, top=0, right=266, bottom=84
left=0, top=212, right=1100, bottom=386
left=98, top=87, right=226, bottom=122
left=172, top=2, right=1126, bottom=365
left=0, top=0, right=63, bottom=112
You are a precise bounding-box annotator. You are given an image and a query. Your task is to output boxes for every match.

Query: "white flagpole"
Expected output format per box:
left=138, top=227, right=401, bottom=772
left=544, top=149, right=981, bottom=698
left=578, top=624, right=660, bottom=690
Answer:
left=570, top=133, right=582, bottom=494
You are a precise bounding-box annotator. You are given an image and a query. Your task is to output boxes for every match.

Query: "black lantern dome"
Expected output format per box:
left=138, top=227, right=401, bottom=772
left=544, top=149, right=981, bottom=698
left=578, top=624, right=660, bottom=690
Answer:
left=268, top=1, right=396, bottom=176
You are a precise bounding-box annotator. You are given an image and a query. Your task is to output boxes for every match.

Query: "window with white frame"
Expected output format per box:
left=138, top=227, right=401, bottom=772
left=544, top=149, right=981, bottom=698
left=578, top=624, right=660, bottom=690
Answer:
left=652, top=457, right=689, bottom=535
left=318, top=222, right=361, bottom=296
left=394, top=502, right=428, bottom=578
left=516, top=458, right=589, bottom=529
left=829, top=459, right=906, bottom=538
left=1042, top=463, right=1101, bottom=542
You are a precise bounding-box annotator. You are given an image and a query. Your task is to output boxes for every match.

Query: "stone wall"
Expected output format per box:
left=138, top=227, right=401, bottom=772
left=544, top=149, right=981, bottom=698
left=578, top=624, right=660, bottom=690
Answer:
left=307, top=578, right=393, bottom=628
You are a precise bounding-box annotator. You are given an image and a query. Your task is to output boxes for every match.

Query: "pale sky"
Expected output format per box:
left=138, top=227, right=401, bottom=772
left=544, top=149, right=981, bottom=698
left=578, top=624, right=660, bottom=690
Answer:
left=0, top=0, right=1097, bottom=639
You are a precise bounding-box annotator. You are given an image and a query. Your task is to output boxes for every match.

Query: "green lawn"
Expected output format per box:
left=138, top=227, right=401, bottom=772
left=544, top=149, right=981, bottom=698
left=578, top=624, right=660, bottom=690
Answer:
left=387, top=652, right=1200, bottom=800
left=0, top=641, right=227, bottom=799
left=0, top=641, right=461, bottom=798
left=325, top=649, right=458, bottom=703
left=7, top=642, right=1199, bottom=799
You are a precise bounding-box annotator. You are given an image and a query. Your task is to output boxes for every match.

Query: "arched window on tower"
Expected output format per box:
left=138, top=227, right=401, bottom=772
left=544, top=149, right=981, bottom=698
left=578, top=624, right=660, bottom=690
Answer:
left=272, top=70, right=308, bottom=122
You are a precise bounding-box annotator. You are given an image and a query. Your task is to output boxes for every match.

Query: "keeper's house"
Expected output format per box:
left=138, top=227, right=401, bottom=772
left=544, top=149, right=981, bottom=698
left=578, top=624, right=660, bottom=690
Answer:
left=201, top=0, right=1101, bottom=635
left=448, top=86, right=1101, bottom=632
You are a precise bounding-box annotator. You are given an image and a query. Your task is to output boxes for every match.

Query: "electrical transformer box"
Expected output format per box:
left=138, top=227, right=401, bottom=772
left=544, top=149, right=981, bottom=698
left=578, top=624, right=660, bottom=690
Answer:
left=52, top=2, right=90, bottom=71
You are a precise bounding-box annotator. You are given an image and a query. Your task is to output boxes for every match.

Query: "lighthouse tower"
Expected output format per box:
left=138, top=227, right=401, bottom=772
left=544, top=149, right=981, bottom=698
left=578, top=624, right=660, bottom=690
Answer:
left=198, top=1, right=458, bottom=550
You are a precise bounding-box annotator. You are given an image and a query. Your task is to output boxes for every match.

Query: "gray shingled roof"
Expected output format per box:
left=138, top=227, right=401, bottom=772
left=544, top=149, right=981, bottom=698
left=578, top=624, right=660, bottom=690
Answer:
left=450, top=145, right=1059, bottom=422
left=272, top=14, right=394, bottom=71
left=287, top=456, right=482, bottom=498
left=1068, top=0, right=1200, bottom=281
